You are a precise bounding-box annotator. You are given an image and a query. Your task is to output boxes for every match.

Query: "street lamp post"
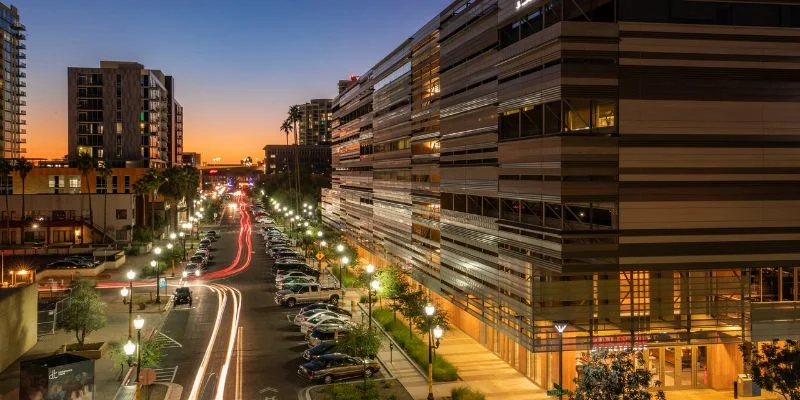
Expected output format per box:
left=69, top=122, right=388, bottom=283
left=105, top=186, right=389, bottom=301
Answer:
left=126, top=270, right=135, bottom=338
left=339, top=257, right=349, bottom=293
left=179, top=230, right=187, bottom=260
left=133, top=315, right=145, bottom=400
left=168, top=233, right=176, bottom=277
left=366, top=264, right=375, bottom=329
left=123, top=339, right=135, bottom=384
left=554, top=321, right=569, bottom=400
left=424, top=303, right=441, bottom=400
left=152, top=246, right=162, bottom=304
left=370, top=279, right=380, bottom=330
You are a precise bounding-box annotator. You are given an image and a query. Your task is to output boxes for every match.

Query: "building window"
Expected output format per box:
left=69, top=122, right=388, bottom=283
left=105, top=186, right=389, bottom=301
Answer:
left=112, top=176, right=118, bottom=193
left=95, top=176, right=106, bottom=194
left=0, top=176, right=12, bottom=195
left=594, top=101, right=616, bottom=128
left=116, top=122, right=123, bottom=134
left=69, top=176, right=81, bottom=190
left=116, top=209, right=128, bottom=220
left=124, top=176, right=130, bottom=193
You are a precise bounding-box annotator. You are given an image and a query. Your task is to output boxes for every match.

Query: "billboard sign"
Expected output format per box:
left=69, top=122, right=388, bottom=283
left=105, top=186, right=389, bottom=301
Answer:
left=21, top=354, right=95, bottom=400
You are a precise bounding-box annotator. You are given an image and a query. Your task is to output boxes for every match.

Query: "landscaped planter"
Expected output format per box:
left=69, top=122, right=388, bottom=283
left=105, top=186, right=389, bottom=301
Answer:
left=62, top=342, right=108, bottom=360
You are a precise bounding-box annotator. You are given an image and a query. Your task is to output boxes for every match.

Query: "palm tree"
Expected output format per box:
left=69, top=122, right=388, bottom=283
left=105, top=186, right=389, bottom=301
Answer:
left=16, top=158, right=33, bottom=229
left=134, top=169, right=162, bottom=239
left=280, top=118, right=294, bottom=197
left=288, top=105, right=302, bottom=210
left=159, top=167, right=183, bottom=232
left=280, top=119, right=292, bottom=146
left=76, top=153, right=96, bottom=244
left=96, top=162, right=113, bottom=244
left=179, top=165, right=200, bottom=217
left=0, top=159, right=12, bottom=246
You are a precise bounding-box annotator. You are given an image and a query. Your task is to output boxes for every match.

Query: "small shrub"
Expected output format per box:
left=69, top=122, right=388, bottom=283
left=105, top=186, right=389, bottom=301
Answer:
left=451, top=386, right=486, bottom=400
left=324, top=382, right=378, bottom=400
left=125, top=246, right=141, bottom=256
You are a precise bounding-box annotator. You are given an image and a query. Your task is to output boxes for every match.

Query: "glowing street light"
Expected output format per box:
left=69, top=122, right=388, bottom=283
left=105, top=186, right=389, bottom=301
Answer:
left=336, top=244, right=345, bottom=253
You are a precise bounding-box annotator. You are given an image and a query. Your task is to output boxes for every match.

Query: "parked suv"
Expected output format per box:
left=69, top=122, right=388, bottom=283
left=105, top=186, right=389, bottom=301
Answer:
left=297, top=353, right=380, bottom=384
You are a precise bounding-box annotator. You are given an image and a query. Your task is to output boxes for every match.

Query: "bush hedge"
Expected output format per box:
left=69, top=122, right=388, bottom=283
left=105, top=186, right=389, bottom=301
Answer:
left=451, top=386, right=486, bottom=400
left=373, top=309, right=458, bottom=381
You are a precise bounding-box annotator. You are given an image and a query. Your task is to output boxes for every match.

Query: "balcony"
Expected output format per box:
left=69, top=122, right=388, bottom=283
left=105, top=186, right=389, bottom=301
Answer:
left=13, top=22, right=26, bottom=31
left=20, top=129, right=26, bottom=135
left=16, top=100, right=26, bottom=107
left=19, top=138, right=26, bottom=143
left=16, top=43, right=25, bottom=50
left=19, top=119, right=26, bottom=125
left=15, top=71, right=25, bottom=78
left=17, top=52, right=25, bottom=60
left=15, top=62, right=25, bottom=69
left=14, top=91, right=25, bottom=97
left=17, top=110, right=25, bottom=115
left=14, top=33, right=25, bottom=40
left=19, top=148, right=26, bottom=153
left=18, top=81, right=25, bottom=88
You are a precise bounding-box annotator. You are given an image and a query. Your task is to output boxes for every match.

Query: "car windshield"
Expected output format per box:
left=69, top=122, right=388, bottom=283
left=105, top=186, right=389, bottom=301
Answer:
left=176, top=288, right=189, bottom=295
left=304, top=360, right=324, bottom=370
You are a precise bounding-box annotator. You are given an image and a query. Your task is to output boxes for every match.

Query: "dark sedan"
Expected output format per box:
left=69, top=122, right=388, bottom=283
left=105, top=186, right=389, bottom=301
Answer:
left=297, top=353, right=380, bottom=384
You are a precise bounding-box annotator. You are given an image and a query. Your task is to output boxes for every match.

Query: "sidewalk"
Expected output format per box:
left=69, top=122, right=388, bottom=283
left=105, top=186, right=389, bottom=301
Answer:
left=0, top=242, right=178, bottom=400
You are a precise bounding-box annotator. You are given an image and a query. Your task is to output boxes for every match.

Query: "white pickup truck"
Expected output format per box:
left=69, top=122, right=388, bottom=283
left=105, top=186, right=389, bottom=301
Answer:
left=275, top=283, right=340, bottom=308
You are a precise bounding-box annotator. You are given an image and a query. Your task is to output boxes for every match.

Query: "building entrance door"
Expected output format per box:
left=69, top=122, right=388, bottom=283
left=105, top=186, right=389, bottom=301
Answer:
left=652, top=345, right=709, bottom=389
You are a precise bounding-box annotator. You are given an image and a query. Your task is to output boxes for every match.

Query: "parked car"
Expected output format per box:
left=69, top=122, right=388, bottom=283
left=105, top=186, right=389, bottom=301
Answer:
left=275, top=283, right=339, bottom=307
left=295, top=310, right=351, bottom=327
left=189, top=255, right=208, bottom=267
left=300, top=315, right=351, bottom=334
left=297, top=353, right=380, bottom=384
left=302, top=341, right=338, bottom=361
left=199, top=238, right=212, bottom=247
left=275, top=275, right=317, bottom=290
left=205, top=230, right=219, bottom=238
left=307, top=325, right=352, bottom=347
left=46, top=259, right=88, bottom=268
left=199, top=242, right=212, bottom=251
left=299, top=303, right=353, bottom=318
left=272, top=250, right=300, bottom=260
left=173, top=287, right=192, bottom=307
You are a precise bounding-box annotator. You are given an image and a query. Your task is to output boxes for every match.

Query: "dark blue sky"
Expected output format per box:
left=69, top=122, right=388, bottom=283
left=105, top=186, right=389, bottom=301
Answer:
left=16, top=0, right=452, bottom=162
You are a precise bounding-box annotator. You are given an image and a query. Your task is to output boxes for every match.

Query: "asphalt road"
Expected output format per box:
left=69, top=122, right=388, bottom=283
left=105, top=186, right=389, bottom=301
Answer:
left=155, top=204, right=311, bottom=400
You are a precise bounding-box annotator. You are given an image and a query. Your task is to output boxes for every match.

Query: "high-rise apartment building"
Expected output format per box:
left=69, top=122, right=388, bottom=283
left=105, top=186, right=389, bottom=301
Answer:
left=0, top=3, right=26, bottom=159
left=324, top=0, right=800, bottom=393
left=165, top=76, right=183, bottom=166
left=296, top=99, right=332, bottom=145
left=67, top=61, right=183, bottom=168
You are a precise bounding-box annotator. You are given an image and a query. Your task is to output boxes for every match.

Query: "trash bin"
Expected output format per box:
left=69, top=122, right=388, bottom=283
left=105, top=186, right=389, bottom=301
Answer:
left=736, top=375, right=761, bottom=397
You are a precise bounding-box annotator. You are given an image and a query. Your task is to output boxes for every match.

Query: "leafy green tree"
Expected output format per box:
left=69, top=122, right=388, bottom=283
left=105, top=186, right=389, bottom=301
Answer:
left=334, top=322, right=383, bottom=395
left=411, top=300, right=450, bottom=336
left=747, top=339, right=800, bottom=400
left=76, top=153, right=96, bottom=243
left=109, top=337, right=164, bottom=380
left=398, top=288, right=426, bottom=340
left=15, top=157, right=33, bottom=226
left=59, top=278, right=107, bottom=348
left=376, top=265, right=411, bottom=323
left=334, top=322, right=382, bottom=359
left=0, top=158, right=12, bottom=245
left=570, top=350, right=666, bottom=400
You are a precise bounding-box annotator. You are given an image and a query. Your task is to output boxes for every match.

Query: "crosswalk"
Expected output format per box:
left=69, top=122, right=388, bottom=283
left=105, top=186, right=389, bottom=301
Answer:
left=152, top=330, right=183, bottom=349
left=153, top=366, right=179, bottom=383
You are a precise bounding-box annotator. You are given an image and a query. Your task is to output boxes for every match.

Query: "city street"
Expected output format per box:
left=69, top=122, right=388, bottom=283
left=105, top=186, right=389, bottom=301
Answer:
left=155, top=200, right=317, bottom=400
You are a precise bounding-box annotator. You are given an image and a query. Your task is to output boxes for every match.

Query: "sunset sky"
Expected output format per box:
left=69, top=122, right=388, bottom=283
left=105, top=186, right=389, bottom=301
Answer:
left=18, top=0, right=451, bottom=164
